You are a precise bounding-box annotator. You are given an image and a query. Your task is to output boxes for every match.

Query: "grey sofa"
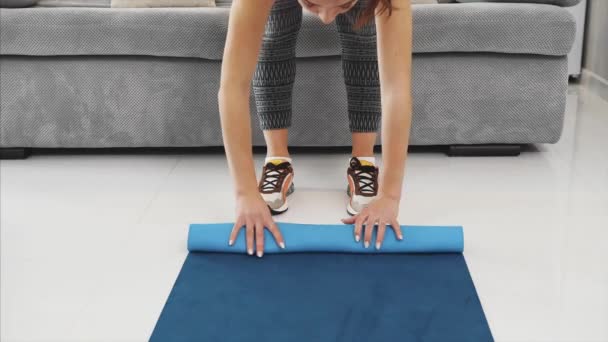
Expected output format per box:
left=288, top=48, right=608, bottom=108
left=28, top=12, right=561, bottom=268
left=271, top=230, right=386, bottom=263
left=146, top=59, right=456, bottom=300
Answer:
left=0, top=0, right=578, bottom=158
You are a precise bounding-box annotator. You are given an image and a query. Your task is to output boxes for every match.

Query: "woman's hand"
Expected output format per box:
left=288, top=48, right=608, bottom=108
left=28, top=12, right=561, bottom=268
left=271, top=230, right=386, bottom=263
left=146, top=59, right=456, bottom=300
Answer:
left=341, top=195, right=403, bottom=250
left=229, top=192, right=285, bottom=258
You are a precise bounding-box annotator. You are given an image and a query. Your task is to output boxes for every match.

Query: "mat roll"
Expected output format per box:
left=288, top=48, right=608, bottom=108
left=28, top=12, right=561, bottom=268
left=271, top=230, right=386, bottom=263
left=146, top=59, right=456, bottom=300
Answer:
left=188, top=222, right=464, bottom=253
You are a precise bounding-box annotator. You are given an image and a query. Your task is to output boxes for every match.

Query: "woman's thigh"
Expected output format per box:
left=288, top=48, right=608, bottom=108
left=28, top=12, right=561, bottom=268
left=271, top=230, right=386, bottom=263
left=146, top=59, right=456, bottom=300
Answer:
left=258, top=0, right=303, bottom=60
left=335, top=0, right=381, bottom=132
left=252, top=0, right=303, bottom=129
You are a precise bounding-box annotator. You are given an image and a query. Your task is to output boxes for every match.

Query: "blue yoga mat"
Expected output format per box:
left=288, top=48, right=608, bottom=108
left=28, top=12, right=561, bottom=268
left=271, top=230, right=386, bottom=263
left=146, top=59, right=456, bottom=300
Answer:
left=188, top=223, right=464, bottom=253
left=151, top=223, right=493, bottom=342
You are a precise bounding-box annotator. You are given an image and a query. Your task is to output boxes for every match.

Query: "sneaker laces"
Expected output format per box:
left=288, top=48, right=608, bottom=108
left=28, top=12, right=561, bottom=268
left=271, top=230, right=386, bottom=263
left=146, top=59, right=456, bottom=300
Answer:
left=354, top=165, right=378, bottom=195
left=350, top=158, right=378, bottom=195
left=260, top=162, right=290, bottom=193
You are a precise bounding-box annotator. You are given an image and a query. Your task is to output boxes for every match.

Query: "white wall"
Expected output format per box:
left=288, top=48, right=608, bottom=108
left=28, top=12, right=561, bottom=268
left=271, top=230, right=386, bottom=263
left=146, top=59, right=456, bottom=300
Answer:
left=583, top=0, right=608, bottom=81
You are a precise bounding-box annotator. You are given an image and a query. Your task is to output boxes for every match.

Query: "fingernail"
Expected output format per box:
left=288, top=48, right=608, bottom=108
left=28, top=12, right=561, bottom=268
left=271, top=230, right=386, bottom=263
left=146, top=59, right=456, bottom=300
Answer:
left=355, top=235, right=360, bottom=242
left=257, top=251, right=263, bottom=258
left=228, top=240, right=233, bottom=246
left=248, top=249, right=253, bottom=255
left=376, top=242, right=381, bottom=250
left=398, top=234, right=404, bottom=240
left=364, top=241, right=370, bottom=248
left=280, top=242, right=286, bottom=249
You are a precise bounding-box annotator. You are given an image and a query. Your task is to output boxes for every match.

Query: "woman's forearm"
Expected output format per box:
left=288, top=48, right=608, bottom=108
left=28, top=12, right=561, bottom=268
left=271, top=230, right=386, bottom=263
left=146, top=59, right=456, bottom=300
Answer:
left=379, top=95, right=412, bottom=200
left=375, top=0, right=413, bottom=201
left=218, top=0, right=275, bottom=198
left=218, top=85, right=259, bottom=197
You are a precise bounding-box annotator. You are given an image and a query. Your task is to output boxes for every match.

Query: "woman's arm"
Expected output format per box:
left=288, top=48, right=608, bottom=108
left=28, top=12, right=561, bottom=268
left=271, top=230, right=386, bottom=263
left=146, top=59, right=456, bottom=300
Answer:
left=219, top=0, right=284, bottom=256
left=218, top=0, right=274, bottom=197
left=376, top=0, right=413, bottom=201
left=343, top=0, right=413, bottom=248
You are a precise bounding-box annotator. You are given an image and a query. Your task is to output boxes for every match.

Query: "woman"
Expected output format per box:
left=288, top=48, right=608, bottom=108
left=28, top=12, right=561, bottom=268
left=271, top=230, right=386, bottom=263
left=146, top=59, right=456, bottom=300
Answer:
left=218, top=0, right=412, bottom=257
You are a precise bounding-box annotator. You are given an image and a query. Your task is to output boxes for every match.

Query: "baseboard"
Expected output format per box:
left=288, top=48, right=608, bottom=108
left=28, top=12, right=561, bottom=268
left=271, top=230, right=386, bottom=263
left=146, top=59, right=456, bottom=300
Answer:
left=446, top=144, right=521, bottom=157
left=581, top=69, right=608, bottom=102
left=0, top=148, right=31, bottom=159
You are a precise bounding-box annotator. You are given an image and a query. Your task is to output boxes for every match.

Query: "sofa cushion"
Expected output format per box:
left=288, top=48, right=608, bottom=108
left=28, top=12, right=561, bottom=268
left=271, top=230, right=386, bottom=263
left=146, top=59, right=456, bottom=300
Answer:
left=36, top=0, right=109, bottom=7
left=414, top=3, right=575, bottom=55
left=111, top=0, right=215, bottom=7
left=215, top=0, right=439, bottom=5
left=0, top=3, right=575, bottom=59
left=457, top=0, right=582, bottom=7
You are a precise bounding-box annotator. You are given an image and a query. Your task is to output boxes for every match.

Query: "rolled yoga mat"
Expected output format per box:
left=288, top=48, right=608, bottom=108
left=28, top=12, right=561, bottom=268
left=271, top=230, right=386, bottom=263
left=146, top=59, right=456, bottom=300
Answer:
left=188, top=223, right=464, bottom=253
left=151, top=223, right=493, bottom=342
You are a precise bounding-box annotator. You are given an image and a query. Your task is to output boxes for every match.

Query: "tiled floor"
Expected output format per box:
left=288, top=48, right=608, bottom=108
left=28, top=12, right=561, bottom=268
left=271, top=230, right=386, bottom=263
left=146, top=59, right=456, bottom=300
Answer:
left=1, top=84, right=607, bottom=342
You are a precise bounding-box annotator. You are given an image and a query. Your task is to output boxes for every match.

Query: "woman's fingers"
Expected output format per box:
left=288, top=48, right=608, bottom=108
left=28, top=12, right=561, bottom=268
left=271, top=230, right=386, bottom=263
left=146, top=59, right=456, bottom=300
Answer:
left=255, top=221, right=265, bottom=258
left=341, top=216, right=356, bottom=224
left=268, top=221, right=285, bottom=249
left=391, top=219, right=403, bottom=240
left=364, top=216, right=376, bottom=248
left=376, top=222, right=386, bottom=250
left=229, top=220, right=243, bottom=246
left=345, top=214, right=363, bottom=242
left=246, top=222, right=254, bottom=255
left=354, top=214, right=364, bottom=242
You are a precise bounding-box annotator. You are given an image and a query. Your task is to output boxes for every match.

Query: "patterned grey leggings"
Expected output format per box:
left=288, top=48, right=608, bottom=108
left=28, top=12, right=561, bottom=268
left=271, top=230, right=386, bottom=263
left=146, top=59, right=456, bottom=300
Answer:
left=253, top=0, right=380, bottom=133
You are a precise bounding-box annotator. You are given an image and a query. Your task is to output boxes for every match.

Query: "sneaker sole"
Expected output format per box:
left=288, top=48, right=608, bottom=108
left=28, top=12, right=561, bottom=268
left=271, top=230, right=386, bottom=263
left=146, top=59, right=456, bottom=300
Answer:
left=345, top=185, right=359, bottom=216
left=346, top=201, right=358, bottom=216
left=268, top=183, right=295, bottom=216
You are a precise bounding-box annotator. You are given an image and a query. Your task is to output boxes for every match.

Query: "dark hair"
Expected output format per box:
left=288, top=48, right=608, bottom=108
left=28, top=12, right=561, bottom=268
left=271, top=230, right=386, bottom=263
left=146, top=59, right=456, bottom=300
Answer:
left=355, top=0, right=392, bottom=29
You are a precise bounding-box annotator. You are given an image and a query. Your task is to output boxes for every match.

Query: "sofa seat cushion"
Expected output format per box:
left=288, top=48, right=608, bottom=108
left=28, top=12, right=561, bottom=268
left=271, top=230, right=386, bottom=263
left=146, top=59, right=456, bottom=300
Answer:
left=456, top=0, right=581, bottom=7
left=0, top=3, right=575, bottom=59
left=36, top=0, right=110, bottom=7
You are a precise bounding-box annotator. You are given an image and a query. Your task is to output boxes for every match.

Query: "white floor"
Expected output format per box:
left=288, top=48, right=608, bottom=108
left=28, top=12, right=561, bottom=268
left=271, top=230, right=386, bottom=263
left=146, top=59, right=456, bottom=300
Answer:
left=1, top=85, right=607, bottom=342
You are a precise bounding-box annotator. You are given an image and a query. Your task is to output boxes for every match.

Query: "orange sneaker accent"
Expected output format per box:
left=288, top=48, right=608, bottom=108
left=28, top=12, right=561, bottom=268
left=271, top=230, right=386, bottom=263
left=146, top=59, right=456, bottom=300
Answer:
left=282, top=173, right=293, bottom=202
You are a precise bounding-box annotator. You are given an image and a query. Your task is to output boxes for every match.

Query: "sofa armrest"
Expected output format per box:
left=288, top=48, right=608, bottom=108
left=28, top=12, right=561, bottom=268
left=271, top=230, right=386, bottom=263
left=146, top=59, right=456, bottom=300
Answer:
left=455, top=0, right=582, bottom=7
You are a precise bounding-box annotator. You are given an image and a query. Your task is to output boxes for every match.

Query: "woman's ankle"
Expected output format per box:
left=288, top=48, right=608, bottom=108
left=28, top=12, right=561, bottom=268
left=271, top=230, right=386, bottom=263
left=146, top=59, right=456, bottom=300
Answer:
left=266, top=151, right=291, bottom=159
left=263, top=129, right=289, bottom=157
left=351, top=132, right=376, bottom=157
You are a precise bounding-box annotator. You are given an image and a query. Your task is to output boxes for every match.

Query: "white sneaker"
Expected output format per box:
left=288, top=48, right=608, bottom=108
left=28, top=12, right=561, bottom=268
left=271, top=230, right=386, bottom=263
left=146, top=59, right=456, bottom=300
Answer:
left=258, top=158, right=295, bottom=215
left=346, top=156, right=378, bottom=216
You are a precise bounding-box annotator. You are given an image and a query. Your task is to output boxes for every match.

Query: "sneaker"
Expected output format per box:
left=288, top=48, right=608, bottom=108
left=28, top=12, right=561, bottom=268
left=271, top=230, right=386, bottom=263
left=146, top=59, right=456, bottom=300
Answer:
left=346, top=157, right=378, bottom=216
left=258, top=158, right=295, bottom=215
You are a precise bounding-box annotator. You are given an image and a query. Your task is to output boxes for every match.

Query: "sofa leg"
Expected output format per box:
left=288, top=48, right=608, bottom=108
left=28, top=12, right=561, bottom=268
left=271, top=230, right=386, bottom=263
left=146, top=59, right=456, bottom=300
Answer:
left=0, top=148, right=31, bottom=160
left=446, top=144, right=521, bottom=157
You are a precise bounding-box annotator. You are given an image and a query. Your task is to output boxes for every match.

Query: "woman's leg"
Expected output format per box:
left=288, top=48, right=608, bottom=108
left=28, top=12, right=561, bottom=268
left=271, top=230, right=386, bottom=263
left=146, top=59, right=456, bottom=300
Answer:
left=253, top=0, right=303, bottom=158
left=253, top=0, right=301, bottom=215
left=336, top=3, right=381, bottom=215
left=351, top=133, right=376, bottom=157
left=335, top=0, right=381, bottom=157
